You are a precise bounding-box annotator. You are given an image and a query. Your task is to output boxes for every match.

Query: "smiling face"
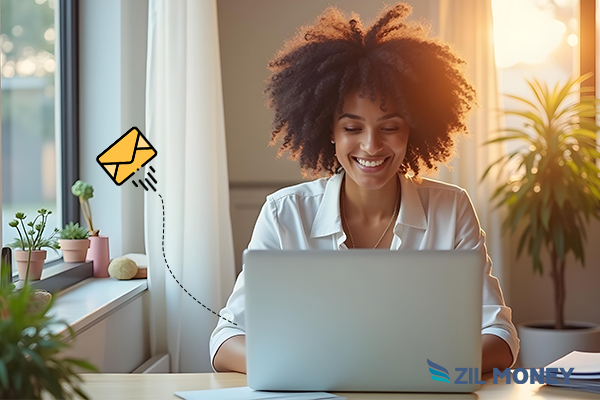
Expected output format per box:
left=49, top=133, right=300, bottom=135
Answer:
left=331, top=90, right=410, bottom=191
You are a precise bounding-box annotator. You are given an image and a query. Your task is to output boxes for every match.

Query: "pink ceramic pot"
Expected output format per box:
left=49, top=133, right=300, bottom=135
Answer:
left=59, top=239, right=91, bottom=262
left=86, top=236, right=110, bottom=277
left=14, top=250, right=47, bottom=281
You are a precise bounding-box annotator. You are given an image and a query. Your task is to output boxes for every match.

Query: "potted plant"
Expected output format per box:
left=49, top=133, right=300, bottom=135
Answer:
left=7, top=209, right=61, bottom=282
left=72, top=180, right=98, bottom=237
left=72, top=180, right=110, bottom=277
left=0, top=261, right=98, bottom=399
left=481, top=73, right=600, bottom=367
left=59, top=222, right=91, bottom=263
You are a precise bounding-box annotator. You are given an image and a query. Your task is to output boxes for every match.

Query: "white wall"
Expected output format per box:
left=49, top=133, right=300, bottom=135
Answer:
left=79, top=0, right=148, bottom=259
left=510, top=218, right=600, bottom=327
left=61, top=292, right=151, bottom=372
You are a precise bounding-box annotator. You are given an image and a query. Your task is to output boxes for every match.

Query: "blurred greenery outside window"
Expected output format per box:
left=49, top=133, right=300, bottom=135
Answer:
left=491, top=0, right=582, bottom=173
left=1, top=0, right=61, bottom=272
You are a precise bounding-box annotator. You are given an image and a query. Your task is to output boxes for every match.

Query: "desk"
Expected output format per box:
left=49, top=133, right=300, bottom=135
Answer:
left=76, top=372, right=599, bottom=399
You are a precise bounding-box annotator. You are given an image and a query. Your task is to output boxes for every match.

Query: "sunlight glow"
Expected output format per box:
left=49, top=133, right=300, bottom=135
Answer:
left=567, top=34, right=578, bottom=47
left=492, top=0, right=566, bottom=68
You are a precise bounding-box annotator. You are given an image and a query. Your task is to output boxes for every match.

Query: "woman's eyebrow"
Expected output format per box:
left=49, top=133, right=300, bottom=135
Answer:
left=338, top=112, right=402, bottom=121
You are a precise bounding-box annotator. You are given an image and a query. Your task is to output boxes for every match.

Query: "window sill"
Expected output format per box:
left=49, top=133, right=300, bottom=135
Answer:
left=47, top=277, right=148, bottom=336
left=13, top=259, right=94, bottom=293
left=42, top=253, right=149, bottom=336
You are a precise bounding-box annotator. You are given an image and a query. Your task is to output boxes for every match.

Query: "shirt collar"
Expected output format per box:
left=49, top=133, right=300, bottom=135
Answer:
left=310, top=170, right=428, bottom=239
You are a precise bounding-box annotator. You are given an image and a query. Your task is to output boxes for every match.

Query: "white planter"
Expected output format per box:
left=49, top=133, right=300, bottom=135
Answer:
left=517, top=321, right=600, bottom=368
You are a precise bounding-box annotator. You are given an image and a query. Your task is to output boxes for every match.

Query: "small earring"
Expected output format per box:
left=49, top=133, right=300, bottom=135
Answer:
left=331, top=140, right=335, bottom=144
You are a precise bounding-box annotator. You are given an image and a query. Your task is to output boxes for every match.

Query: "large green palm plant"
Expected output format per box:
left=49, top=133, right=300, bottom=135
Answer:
left=481, top=73, right=600, bottom=330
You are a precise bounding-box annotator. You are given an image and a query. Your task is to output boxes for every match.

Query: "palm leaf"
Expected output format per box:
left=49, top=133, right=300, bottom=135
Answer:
left=504, top=110, right=546, bottom=130
left=517, top=225, right=532, bottom=259
left=503, top=94, right=539, bottom=111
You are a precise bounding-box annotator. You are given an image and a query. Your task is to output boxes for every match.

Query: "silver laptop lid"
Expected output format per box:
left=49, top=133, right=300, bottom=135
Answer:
left=244, top=249, right=484, bottom=393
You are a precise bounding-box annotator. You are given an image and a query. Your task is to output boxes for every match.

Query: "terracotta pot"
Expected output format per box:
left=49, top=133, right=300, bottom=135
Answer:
left=517, top=321, right=600, bottom=368
left=59, top=239, right=91, bottom=262
left=86, top=236, right=110, bottom=277
left=14, top=250, right=47, bottom=281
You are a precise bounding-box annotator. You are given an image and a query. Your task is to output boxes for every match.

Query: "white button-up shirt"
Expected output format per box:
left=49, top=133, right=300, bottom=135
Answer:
left=210, top=171, right=520, bottom=370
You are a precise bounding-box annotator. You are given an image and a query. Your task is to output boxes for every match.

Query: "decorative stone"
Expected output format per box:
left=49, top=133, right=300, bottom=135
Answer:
left=108, top=256, right=139, bottom=280
left=27, top=290, right=52, bottom=314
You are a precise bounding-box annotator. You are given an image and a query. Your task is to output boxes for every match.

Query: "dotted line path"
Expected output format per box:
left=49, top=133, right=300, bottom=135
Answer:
left=157, top=193, right=237, bottom=326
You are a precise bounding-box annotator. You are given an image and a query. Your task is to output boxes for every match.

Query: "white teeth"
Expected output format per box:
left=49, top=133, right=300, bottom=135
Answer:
left=356, top=158, right=385, bottom=167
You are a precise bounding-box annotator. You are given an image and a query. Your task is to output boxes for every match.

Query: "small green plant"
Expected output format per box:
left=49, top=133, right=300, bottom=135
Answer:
left=7, top=209, right=61, bottom=285
left=60, top=222, right=91, bottom=240
left=71, top=180, right=98, bottom=236
left=0, top=262, right=98, bottom=399
left=7, top=209, right=60, bottom=253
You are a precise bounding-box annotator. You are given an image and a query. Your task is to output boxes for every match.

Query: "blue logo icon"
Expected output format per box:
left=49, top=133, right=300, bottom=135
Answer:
left=427, top=359, right=450, bottom=384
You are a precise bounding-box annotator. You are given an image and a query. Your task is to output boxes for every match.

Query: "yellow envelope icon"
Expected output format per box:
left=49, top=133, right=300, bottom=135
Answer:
left=97, top=127, right=157, bottom=186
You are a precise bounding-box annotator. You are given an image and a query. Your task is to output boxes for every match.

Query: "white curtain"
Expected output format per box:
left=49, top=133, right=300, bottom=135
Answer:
left=425, top=0, right=511, bottom=298
left=144, top=0, right=236, bottom=372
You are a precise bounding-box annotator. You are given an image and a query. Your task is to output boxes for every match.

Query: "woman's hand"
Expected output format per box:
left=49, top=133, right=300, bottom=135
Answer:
left=213, top=335, right=247, bottom=374
left=214, top=333, right=512, bottom=375
left=481, top=334, right=513, bottom=374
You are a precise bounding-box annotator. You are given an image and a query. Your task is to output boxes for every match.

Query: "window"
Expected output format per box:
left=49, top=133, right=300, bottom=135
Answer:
left=491, top=0, right=591, bottom=177
left=492, top=0, right=581, bottom=113
left=1, top=0, right=61, bottom=269
left=1, top=0, right=80, bottom=276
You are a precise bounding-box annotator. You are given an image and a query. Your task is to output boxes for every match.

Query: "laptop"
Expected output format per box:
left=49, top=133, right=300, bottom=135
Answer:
left=243, top=249, right=484, bottom=393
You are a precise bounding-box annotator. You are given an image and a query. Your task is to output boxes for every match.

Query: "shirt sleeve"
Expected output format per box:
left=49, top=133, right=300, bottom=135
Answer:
left=209, top=197, right=281, bottom=371
left=455, top=189, right=520, bottom=368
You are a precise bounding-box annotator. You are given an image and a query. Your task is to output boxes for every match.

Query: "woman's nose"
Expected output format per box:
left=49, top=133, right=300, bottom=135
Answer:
left=360, top=129, right=384, bottom=155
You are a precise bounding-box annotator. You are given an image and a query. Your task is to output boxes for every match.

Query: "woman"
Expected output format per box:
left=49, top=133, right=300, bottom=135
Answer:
left=210, top=2, right=519, bottom=374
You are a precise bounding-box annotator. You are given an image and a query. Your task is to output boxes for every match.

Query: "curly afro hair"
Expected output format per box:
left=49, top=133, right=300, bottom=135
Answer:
left=263, top=2, right=477, bottom=179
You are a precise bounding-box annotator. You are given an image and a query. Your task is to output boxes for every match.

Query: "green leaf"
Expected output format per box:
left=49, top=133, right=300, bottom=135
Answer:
left=503, top=94, right=539, bottom=111
left=22, top=348, right=46, bottom=369
left=554, top=183, right=567, bottom=208
left=552, top=224, right=565, bottom=262
left=511, top=200, right=531, bottom=233
left=490, top=181, right=512, bottom=202
left=482, top=134, right=534, bottom=146
left=530, top=206, right=539, bottom=235
left=504, top=110, right=546, bottom=130
left=532, top=253, right=543, bottom=275
left=526, top=78, right=546, bottom=111
left=480, top=154, right=509, bottom=183
left=541, top=204, right=551, bottom=230
left=517, top=225, right=531, bottom=259
left=0, top=361, right=8, bottom=389
left=73, top=385, right=92, bottom=400
left=570, top=223, right=584, bottom=264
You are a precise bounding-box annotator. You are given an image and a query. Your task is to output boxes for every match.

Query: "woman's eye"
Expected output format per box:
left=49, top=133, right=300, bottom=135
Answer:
left=342, top=127, right=399, bottom=132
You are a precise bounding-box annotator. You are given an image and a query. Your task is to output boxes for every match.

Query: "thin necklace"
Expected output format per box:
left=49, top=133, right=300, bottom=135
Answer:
left=341, top=177, right=400, bottom=249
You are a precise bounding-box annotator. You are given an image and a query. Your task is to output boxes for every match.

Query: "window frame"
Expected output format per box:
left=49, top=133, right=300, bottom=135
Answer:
left=59, top=0, right=80, bottom=228
left=7, top=0, right=92, bottom=287
left=580, top=0, right=596, bottom=95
